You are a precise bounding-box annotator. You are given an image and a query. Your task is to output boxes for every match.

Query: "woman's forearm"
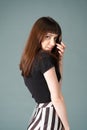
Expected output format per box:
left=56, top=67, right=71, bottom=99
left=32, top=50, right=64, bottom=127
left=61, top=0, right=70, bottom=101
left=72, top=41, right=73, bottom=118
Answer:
left=51, top=95, right=70, bottom=130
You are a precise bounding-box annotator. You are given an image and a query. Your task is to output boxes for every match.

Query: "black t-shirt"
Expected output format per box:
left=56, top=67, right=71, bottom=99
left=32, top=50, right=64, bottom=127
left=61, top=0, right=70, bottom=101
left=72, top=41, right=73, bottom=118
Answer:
left=23, top=51, right=61, bottom=103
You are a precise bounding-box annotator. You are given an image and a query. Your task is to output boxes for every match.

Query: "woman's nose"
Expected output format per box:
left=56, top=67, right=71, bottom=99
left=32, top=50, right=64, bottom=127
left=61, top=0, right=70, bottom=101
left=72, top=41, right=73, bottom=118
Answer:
left=50, top=39, right=55, bottom=46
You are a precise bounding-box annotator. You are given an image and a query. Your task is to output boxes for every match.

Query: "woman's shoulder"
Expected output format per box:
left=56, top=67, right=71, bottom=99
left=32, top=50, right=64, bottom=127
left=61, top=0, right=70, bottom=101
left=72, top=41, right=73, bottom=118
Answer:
left=38, top=50, right=53, bottom=59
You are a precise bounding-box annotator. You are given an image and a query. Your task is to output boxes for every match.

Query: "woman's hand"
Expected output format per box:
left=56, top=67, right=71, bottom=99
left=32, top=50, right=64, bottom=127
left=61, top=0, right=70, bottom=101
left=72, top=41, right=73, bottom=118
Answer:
left=56, top=42, right=66, bottom=61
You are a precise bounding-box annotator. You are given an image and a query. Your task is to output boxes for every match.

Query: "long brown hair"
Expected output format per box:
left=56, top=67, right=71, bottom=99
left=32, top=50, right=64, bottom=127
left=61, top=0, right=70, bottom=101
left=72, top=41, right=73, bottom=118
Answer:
left=19, top=16, right=62, bottom=76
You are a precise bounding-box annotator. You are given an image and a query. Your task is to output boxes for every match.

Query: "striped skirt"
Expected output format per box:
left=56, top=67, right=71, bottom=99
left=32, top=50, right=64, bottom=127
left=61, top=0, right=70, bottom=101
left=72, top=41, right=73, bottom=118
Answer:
left=27, top=102, right=64, bottom=130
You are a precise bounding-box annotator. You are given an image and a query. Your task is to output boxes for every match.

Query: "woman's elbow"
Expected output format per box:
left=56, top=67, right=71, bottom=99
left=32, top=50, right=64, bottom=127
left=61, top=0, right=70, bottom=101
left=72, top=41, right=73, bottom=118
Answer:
left=51, top=94, right=64, bottom=105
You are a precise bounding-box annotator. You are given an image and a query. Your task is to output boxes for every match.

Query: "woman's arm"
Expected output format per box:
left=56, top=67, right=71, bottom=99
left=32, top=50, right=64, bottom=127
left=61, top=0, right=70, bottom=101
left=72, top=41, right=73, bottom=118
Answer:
left=44, top=67, right=70, bottom=130
left=43, top=42, right=70, bottom=130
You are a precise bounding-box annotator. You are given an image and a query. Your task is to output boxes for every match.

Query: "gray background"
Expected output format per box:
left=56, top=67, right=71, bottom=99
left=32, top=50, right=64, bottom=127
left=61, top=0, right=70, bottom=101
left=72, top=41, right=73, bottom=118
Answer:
left=0, top=0, right=87, bottom=129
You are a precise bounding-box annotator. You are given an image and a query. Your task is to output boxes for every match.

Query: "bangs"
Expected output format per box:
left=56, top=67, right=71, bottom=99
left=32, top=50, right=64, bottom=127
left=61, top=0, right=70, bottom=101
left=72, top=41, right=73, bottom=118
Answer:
left=44, top=23, right=61, bottom=35
left=40, top=17, right=62, bottom=36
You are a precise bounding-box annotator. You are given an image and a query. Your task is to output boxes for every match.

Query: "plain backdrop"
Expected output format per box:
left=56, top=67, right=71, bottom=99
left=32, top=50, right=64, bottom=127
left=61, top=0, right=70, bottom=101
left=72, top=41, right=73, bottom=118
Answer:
left=0, top=0, right=87, bottom=129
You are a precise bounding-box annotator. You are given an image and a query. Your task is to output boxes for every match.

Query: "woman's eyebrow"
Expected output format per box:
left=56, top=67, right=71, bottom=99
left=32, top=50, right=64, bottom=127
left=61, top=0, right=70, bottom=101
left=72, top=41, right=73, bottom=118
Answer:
left=47, top=33, right=58, bottom=37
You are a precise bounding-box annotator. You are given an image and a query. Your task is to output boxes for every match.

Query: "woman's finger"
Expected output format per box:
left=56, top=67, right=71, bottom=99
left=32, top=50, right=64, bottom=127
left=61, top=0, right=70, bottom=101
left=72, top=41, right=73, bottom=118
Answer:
left=61, top=42, right=66, bottom=48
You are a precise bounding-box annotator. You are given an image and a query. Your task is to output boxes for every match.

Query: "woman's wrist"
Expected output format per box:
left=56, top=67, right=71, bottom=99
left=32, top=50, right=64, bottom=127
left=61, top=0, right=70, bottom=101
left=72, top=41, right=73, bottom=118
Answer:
left=64, top=125, right=70, bottom=130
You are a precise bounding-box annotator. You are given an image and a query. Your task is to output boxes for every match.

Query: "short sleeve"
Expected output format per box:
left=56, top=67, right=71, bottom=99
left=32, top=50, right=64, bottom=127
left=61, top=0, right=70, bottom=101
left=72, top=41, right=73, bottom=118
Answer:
left=39, top=52, right=55, bottom=74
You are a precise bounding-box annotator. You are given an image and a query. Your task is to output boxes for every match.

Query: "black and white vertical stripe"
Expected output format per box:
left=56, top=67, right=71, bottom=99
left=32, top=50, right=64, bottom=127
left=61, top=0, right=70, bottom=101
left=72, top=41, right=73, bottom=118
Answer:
left=27, top=102, right=64, bottom=130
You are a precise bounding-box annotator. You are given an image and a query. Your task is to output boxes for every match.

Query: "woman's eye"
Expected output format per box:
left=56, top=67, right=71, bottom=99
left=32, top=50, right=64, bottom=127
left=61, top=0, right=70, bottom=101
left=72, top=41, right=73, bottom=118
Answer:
left=54, top=37, right=58, bottom=43
left=45, top=35, right=50, bottom=39
left=54, top=37, right=57, bottom=42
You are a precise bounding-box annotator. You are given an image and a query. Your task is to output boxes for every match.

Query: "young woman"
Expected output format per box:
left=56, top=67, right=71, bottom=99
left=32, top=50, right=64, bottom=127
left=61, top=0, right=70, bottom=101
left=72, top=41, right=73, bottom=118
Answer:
left=19, top=16, right=70, bottom=130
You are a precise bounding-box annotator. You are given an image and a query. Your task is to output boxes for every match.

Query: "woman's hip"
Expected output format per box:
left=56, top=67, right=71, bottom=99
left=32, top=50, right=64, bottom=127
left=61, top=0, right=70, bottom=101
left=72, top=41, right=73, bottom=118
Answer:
left=27, top=102, right=63, bottom=130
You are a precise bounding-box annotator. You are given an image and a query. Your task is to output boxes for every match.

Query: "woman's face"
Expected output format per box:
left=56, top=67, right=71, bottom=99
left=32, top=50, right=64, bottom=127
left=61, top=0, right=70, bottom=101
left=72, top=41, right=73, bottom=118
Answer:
left=41, top=33, right=58, bottom=52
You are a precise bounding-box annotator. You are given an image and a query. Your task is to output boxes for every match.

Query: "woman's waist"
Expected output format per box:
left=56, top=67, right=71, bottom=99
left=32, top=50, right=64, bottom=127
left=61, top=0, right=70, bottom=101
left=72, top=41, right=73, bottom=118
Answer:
left=37, top=101, right=53, bottom=108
